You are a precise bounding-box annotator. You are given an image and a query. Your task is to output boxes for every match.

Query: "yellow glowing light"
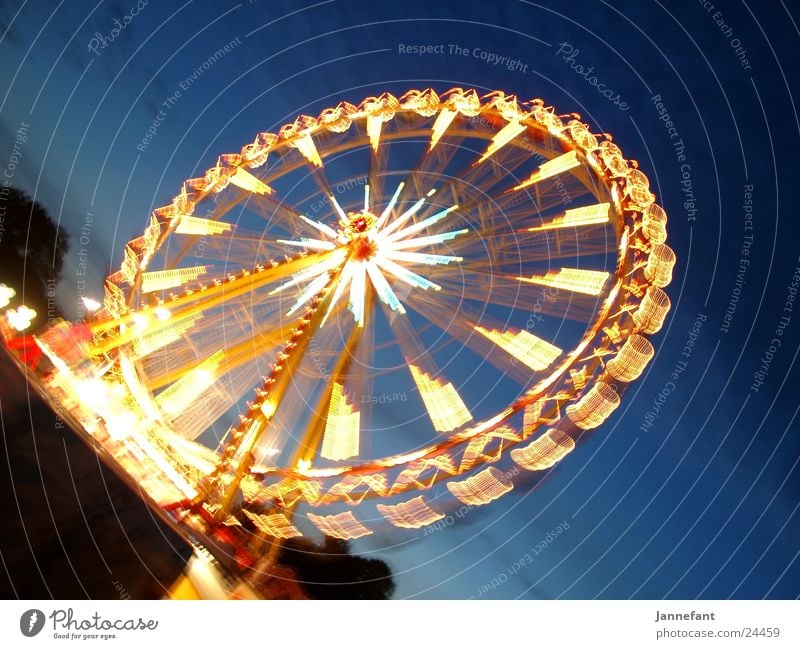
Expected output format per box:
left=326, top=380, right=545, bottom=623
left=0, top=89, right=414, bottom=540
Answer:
left=321, top=382, right=360, bottom=461
left=408, top=364, right=472, bottom=432
left=473, top=325, right=562, bottom=371
left=103, top=281, right=126, bottom=319
left=447, top=467, right=513, bottom=506
left=229, top=167, right=274, bottom=195
left=633, top=287, right=671, bottom=334
left=296, top=458, right=312, bottom=472
left=130, top=312, right=202, bottom=357
left=644, top=244, right=676, bottom=288
left=516, top=268, right=610, bottom=296
left=292, top=133, right=323, bottom=167
left=566, top=382, right=620, bottom=430
left=367, top=114, right=383, bottom=153
left=606, top=334, right=654, bottom=383
left=377, top=496, right=444, bottom=529
left=140, top=266, right=208, bottom=293
left=511, top=428, right=575, bottom=471
left=478, top=119, right=527, bottom=163
left=514, top=150, right=580, bottom=190
left=429, top=107, right=458, bottom=151
left=527, top=203, right=611, bottom=232
left=175, top=215, right=234, bottom=236
left=241, top=510, right=302, bottom=539
left=307, top=511, right=372, bottom=539
left=155, top=350, right=224, bottom=417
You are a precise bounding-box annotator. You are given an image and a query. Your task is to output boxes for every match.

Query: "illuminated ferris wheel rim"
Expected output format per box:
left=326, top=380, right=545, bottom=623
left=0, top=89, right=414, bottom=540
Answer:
left=98, top=87, right=673, bottom=509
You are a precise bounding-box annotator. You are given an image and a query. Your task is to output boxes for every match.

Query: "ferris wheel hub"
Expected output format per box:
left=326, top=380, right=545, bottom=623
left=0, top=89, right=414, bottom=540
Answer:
left=343, top=210, right=379, bottom=261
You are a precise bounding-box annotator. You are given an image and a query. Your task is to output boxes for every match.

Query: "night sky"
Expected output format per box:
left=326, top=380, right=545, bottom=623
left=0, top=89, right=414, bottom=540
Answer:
left=1, top=0, right=799, bottom=599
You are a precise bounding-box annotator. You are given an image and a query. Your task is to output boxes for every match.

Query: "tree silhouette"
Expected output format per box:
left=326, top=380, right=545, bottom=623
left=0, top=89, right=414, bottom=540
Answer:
left=278, top=536, right=396, bottom=599
left=0, top=187, right=69, bottom=321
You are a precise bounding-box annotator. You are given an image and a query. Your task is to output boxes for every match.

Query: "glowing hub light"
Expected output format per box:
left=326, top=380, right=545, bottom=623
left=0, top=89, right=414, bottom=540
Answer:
left=408, top=364, right=472, bottom=432
left=514, top=150, right=581, bottom=190
left=527, top=203, right=611, bottom=232
left=241, top=510, right=301, bottom=539
left=447, top=466, right=513, bottom=506
left=606, top=334, right=655, bottom=382
left=474, top=325, right=562, bottom=371
left=516, top=268, right=610, bottom=296
left=0, top=284, right=15, bottom=309
left=511, top=428, right=575, bottom=471
left=566, top=382, right=620, bottom=430
left=141, top=266, right=208, bottom=293
left=377, top=496, right=444, bottom=529
left=279, top=181, right=464, bottom=327
left=321, top=382, right=360, bottom=461
left=175, top=215, right=233, bottom=236
left=307, top=511, right=372, bottom=539
left=6, top=305, right=36, bottom=331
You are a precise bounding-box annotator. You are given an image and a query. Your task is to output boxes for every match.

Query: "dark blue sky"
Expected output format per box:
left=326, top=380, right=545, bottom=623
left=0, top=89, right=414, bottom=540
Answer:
left=1, top=0, right=799, bottom=598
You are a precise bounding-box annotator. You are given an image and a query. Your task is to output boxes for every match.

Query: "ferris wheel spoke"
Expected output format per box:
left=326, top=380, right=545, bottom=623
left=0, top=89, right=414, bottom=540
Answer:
left=377, top=303, right=472, bottom=433
left=401, top=288, right=563, bottom=385
left=433, top=272, right=601, bottom=323
left=294, top=285, right=374, bottom=465
left=397, top=133, right=464, bottom=209
left=145, top=319, right=291, bottom=392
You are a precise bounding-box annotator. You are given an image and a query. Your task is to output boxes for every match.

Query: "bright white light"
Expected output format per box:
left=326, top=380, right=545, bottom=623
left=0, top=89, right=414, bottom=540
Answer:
left=0, top=284, right=16, bottom=309
left=6, top=305, right=36, bottom=331
left=81, top=297, right=102, bottom=312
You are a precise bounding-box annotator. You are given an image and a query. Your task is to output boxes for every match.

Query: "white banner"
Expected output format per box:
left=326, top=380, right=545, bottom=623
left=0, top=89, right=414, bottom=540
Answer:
left=1, top=600, right=797, bottom=648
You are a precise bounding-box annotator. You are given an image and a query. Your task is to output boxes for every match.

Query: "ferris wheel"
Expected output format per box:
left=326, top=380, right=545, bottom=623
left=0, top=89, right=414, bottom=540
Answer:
left=85, top=88, right=673, bottom=541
